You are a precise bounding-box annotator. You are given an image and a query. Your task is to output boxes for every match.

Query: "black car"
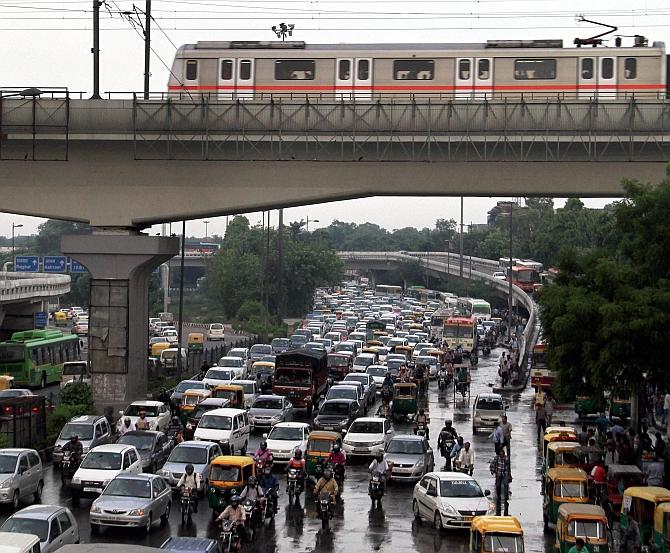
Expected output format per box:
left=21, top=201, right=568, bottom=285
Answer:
left=313, top=398, right=360, bottom=433
left=117, top=430, right=172, bottom=473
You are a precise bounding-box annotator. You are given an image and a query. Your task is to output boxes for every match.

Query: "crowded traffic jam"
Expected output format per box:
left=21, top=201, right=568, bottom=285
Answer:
left=0, top=281, right=659, bottom=553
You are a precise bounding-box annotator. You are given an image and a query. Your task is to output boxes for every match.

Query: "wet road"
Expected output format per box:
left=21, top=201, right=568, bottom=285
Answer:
left=3, top=345, right=573, bottom=552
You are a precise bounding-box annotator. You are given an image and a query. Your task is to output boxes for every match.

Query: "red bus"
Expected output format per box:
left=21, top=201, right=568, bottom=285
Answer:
left=530, top=340, right=555, bottom=389
left=510, top=265, right=540, bottom=293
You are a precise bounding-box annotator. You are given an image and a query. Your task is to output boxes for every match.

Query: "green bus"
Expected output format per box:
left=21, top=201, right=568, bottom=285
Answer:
left=0, top=330, right=81, bottom=388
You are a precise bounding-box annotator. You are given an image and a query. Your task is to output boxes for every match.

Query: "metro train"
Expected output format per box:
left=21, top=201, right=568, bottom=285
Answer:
left=168, top=37, right=668, bottom=100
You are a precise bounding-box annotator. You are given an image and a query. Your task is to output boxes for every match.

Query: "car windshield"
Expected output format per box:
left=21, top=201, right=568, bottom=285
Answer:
left=240, top=383, right=255, bottom=394
left=250, top=345, right=272, bottom=355
left=308, top=438, right=336, bottom=453
left=0, top=345, right=24, bottom=363
left=206, top=369, right=234, bottom=380
left=124, top=405, right=159, bottom=417
left=62, top=363, right=87, bottom=376
left=320, top=402, right=351, bottom=416
left=555, top=481, right=587, bottom=498
left=228, top=351, right=246, bottom=359
left=103, top=478, right=152, bottom=498
left=60, top=423, right=95, bottom=441
left=568, top=520, right=606, bottom=539
left=0, top=390, right=29, bottom=398
left=0, top=455, right=17, bottom=473
left=484, top=534, right=524, bottom=553
left=268, top=426, right=303, bottom=441
left=327, top=388, right=356, bottom=400
left=175, top=381, right=203, bottom=393
left=260, top=356, right=276, bottom=363
left=210, top=324, right=224, bottom=330
left=168, top=446, right=207, bottom=465
left=387, top=440, right=423, bottom=454
left=345, top=376, right=367, bottom=386
left=253, top=398, right=283, bottom=410
left=81, top=451, right=122, bottom=470
left=199, top=415, right=232, bottom=430
left=477, top=398, right=504, bottom=410
left=328, top=357, right=349, bottom=368
left=349, top=421, right=383, bottom=434
left=1, top=518, right=49, bottom=542
left=440, top=479, right=483, bottom=498
left=366, top=366, right=386, bottom=377
left=210, top=466, right=240, bottom=482
left=217, top=359, right=241, bottom=368
left=272, top=339, right=289, bottom=347
left=119, top=434, right=154, bottom=451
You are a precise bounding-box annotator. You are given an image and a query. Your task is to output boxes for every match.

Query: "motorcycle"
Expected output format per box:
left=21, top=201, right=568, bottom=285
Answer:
left=262, top=485, right=278, bottom=520
left=218, top=519, right=241, bottom=553
left=332, top=463, right=345, bottom=487
left=317, top=492, right=333, bottom=529
left=380, top=386, right=393, bottom=404
left=437, top=370, right=449, bottom=392
left=369, top=474, right=385, bottom=508
left=482, top=343, right=491, bottom=356
left=179, top=487, right=195, bottom=525
left=415, top=421, right=428, bottom=438
left=243, top=499, right=257, bottom=540
left=287, top=469, right=304, bottom=505
left=60, top=452, right=80, bottom=486
left=439, top=432, right=455, bottom=471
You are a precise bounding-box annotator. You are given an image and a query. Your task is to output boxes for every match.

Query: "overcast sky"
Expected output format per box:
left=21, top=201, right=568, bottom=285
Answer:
left=2, top=0, right=667, bottom=238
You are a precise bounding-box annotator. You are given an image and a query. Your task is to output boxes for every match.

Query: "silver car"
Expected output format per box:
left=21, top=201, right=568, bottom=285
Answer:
left=385, top=435, right=434, bottom=482
left=1, top=505, right=79, bottom=553
left=248, top=395, right=293, bottom=430
left=89, top=474, right=172, bottom=534
left=158, top=441, right=222, bottom=493
left=0, top=449, right=44, bottom=509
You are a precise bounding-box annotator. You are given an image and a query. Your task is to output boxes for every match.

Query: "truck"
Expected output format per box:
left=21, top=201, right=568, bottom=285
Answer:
left=273, top=349, right=328, bottom=416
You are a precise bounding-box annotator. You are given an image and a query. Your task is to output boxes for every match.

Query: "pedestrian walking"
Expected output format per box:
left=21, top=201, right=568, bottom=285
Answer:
left=535, top=402, right=547, bottom=441
left=664, top=392, right=670, bottom=426
left=500, top=415, right=513, bottom=456
left=489, top=421, right=505, bottom=454
left=500, top=360, right=509, bottom=388
left=489, top=448, right=512, bottom=516
left=577, top=424, right=589, bottom=446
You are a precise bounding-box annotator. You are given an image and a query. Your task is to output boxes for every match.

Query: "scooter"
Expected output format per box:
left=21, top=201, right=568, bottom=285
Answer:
left=369, top=474, right=385, bottom=508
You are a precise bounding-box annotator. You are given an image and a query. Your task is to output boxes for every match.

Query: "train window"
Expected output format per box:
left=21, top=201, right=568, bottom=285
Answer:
left=478, top=59, right=490, bottom=80
left=221, top=60, right=233, bottom=80
left=459, top=60, right=471, bottom=80
left=393, top=60, right=434, bottom=80
left=339, top=60, right=351, bottom=80
left=514, top=59, right=556, bottom=80
left=581, top=58, right=594, bottom=80
left=358, top=60, right=370, bottom=80
left=624, top=58, right=637, bottom=79
left=239, top=60, right=252, bottom=80
left=275, top=59, right=315, bottom=80
left=185, top=60, right=198, bottom=81
left=601, top=58, right=614, bottom=79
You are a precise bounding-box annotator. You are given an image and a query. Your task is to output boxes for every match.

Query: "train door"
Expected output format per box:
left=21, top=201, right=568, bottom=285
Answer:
left=455, top=58, right=474, bottom=99
left=219, top=58, right=235, bottom=100
left=355, top=58, right=372, bottom=101
left=336, top=58, right=354, bottom=100
left=578, top=57, right=596, bottom=99
left=237, top=58, right=255, bottom=100
left=474, top=58, right=493, bottom=99
left=598, top=56, right=617, bottom=99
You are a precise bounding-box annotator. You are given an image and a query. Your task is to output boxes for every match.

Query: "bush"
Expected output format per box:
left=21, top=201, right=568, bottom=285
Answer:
left=59, top=382, right=94, bottom=410
left=46, top=404, right=92, bottom=444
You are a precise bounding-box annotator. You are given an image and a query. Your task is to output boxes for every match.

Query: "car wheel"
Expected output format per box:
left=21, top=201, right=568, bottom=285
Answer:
left=433, top=511, right=444, bottom=531
left=144, top=514, right=153, bottom=534
left=412, top=500, right=421, bottom=522
left=34, top=480, right=43, bottom=502
left=12, top=490, right=20, bottom=510
left=161, top=502, right=171, bottom=525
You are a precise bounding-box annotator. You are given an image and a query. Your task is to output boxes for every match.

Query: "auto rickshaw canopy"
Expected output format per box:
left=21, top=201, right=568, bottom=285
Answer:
left=558, top=503, right=607, bottom=521
left=471, top=515, right=523, bottom=535
left=624, top=487, right=670, bottom=505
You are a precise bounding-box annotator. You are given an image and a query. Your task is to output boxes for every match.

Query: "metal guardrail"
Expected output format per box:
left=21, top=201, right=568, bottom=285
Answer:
left=0, top=272, right=71, bottom=302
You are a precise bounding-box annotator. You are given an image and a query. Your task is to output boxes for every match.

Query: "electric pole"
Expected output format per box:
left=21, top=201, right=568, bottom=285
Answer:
left=143, top=0, right=151, bottom=99
left=277, top=209, right=284, bottom=319
left=91, top=0, right=102, bottom=99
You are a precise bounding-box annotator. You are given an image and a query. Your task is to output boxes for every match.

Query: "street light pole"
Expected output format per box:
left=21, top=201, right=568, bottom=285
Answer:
left=305, top=217, right=319, bottom=232
left=203, top=220, right=210, bottom=239
left=177, top=221, right=186, bottom=376
left=11, top=223, right=23, bottom=257
left=508, top=205, right=514, bottom=343
left=91, top=0, right=102, bottom=99
left=459, top=196, right=464, bottom=277
left=143, top=0, right=152, bottom=100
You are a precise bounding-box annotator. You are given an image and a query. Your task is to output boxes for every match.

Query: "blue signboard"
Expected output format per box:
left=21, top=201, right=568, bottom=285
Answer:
left=43, top=256, right=67, bottom=273
left=34, top=311, right=48, bottom=329
left=14, top=256, right=39, bottom=272
left=70, top=259, right=87, bottom=273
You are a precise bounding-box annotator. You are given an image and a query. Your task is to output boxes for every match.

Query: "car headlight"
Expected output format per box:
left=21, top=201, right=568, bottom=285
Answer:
left=71, top=477, right=81, bottom=485
left=371, top=440, right=384, bottom=446
left=102, top=480, right=111, bottom=487
left=441, top=503, right=459, bottom=516
left=90, top=505, right=101, bottom=513
left=128, top=508, right=146, bottom=516
left=414, top=458, right=425, bottom=467
left=0, top=478, right=13, bottom=489
left=54, top=445, right=62, bottom=452
left=82, top=447, right=89, bottom=454
left=271, top=415, right=282, bottom=421
left=159, top=469, right=170, bottom=477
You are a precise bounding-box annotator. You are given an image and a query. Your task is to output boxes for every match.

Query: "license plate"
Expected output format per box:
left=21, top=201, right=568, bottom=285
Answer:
left=354, top=448, right=368, bottom=453
left=323, top=427, right=334, bottom=431
left=83, top=487, right=102, bottom=493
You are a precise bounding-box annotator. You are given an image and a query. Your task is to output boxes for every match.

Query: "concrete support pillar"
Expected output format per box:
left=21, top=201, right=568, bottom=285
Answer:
left=62, top=232, right=179, bottom=412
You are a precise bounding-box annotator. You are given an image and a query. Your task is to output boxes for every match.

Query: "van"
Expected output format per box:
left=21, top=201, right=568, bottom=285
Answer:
left=193, top=408, right=250, bottom=455
left=53, top=415, right=113, bottom=464
left=160, top=348, right=187, bottom=370
left=60, top=361, right=90, bottom=389
left=0, top=532, right=40, bottom=553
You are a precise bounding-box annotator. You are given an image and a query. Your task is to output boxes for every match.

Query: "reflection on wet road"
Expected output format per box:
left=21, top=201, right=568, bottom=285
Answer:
left=1, top=345, right=567, bottom=552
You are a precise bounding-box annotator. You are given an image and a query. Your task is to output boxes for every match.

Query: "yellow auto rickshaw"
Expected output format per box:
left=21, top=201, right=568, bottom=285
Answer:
left=207, top=455, right=255, bottom=515
left=367, top=339, right=384, bottom=347
left=620, top=487, right=670, bottom=545
left=180, top=389, right=211, bottom=423
left=543, top=427, right=578, bottom=459
left=187, top=332, right=204, bottom=352
left=427, top=348, right=445, bottom=370
left=394, top=345, right=413, bottom=363
left=470, top=516, right=524, bottom=553
left=543, top=468, right=591, bottom=531
left=305, top=431, right=342, bottom=478
left=210, top=384, right=245, bottom=409
left=392, top=382, right=418, bottom=421
left=544, top=442, right=581, bottom=476
left=555, top=503, right=608, bottom=553
left=54, top=311, right=67, bottom=327
left=652, top=501, right=670, bottom=553
left=151, top=342, right=171, bottom=358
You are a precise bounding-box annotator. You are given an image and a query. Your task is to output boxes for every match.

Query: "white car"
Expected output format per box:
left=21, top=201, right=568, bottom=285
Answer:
left=161, top=330, right=178, bottom=344
left=70, top=444, right=142, bottom=502
left=217, top=356, right=247, bottom=379
left=265, top=422, right=310, bottom=463
left=193, top=408, right=250, bottom=455
left=412, top=472, right=495, bottom=529
left=365, top=365, right=387, bottom=389
left=227, top=348, right=250, bottom=367
left=493, top=271, right=507, bottom=280
left=342, top=417, right=393, bottom=457
left=472, top=393, right=506, bottom=434
left=207, top=323, right=226, bottom=341
left=202, top=368, right=238, bottom=388
left=235, top=380, right=260, bottom=409
left=352, top=353, right=376, bottom=372
left=120, top=401, right=171, bottom=432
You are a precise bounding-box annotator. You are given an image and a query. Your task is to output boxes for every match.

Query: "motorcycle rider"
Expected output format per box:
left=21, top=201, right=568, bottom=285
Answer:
left=286, top=448, right=307, bottom=492
left=377, top=399, right=391, bottom=419
left=177, top=463, right=201, bottom=513
left=241, top=475, right=265, bottom=504
left=382, top=372, right=394, bottom=390
left=437, top=364, right=449, bottom=386
left=450, top=436, right=465, bottom=467
left=217, top=495, right=246, bottom=551
left=437, top=419, right=459, bottom=469
left=117, top=416, right=135, bottom=436
left=61, top=434, right=83, bottom=467
left=254, top=439, right=274, bottom=468
left=327, top=444, right=347, bottom=481
left=259, top=465, right=280, bottom=514
left=166, top=416, right=184, bottom=443
left=135, top=410, right=150, bottom=430
left=368, top=451, right=390, bottom=495
left=314, top=466, right=339, bottom=507
left=413, top=408, right=431, bottom=439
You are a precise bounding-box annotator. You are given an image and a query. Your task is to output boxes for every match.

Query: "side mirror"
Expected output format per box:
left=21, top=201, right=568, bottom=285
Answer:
left=386, top=429, right=393, bottom=434
left=118, top=410, right=124, bottom=417
left=484, top=489, right=491, bottom=496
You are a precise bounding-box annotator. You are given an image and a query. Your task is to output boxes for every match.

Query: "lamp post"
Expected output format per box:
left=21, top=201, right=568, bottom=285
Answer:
left=11, top=223, right=23, bottom=257
left=203, top=220, right=210, bottom=240
left=305, top=217, right=319, bottom=232
left=507, top=205, right=514, bottom=342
